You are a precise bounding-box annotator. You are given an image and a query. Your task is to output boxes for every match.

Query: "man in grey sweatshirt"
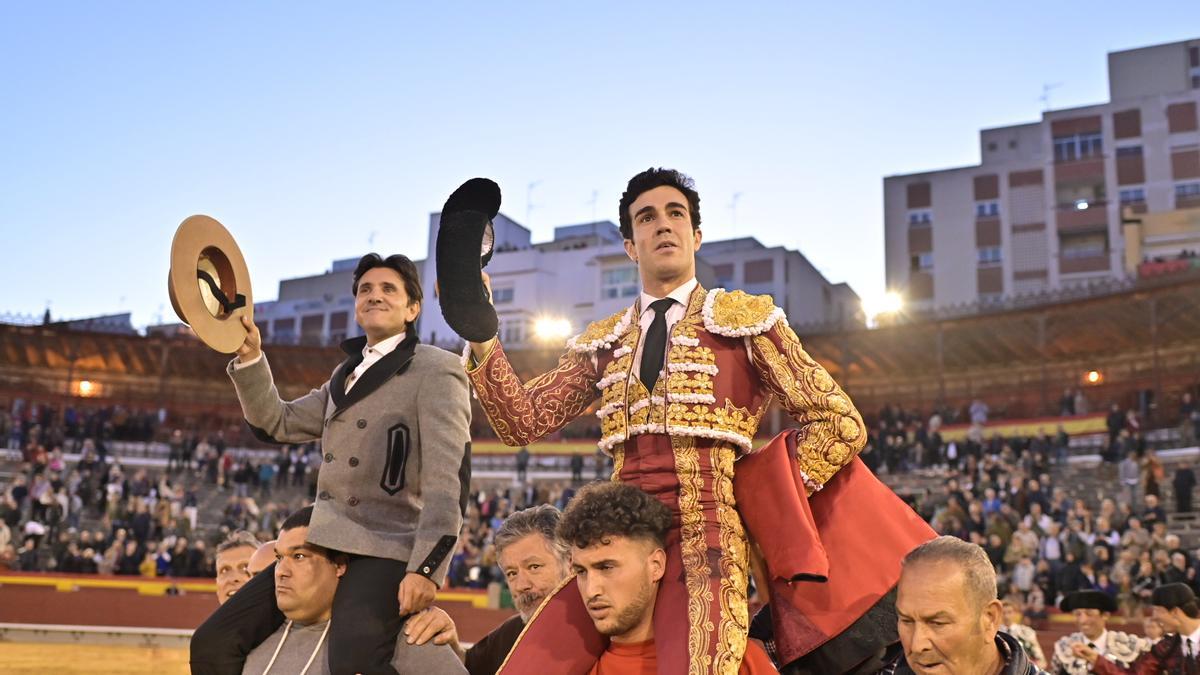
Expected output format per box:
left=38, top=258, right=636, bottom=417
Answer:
left=242, top=506, right=465, bottom=675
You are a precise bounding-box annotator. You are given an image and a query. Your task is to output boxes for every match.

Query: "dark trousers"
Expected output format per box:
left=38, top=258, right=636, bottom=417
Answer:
left=190, top=556, right=409, bottom=675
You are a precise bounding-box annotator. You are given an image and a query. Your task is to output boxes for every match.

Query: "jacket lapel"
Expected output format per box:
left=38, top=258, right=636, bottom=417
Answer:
left=329, top=337, right=366, bottom=411
left=329, top=332, right=419, bottom=415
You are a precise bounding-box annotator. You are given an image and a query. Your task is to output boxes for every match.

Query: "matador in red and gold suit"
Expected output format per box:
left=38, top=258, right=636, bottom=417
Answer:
left=465, top=282, right=935, bottom=674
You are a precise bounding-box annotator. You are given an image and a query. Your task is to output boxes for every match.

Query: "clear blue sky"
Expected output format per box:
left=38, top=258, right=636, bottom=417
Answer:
left=1, top=2, right=1194, bottom=327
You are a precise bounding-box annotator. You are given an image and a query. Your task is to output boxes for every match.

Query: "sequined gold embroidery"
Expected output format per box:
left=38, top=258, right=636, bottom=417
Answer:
left=708, top=289, right=777, bottom=332
left=712, top=442, right=749, bottom=674
left=469, top=346, right=598, bottom=447
left=673, top=435, right=713, bottom=675
left=749, top=321, right=866, bottom=489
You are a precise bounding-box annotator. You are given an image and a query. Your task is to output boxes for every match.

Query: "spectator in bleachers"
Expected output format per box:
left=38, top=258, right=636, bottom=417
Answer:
left=1001, top=598, right=1047, bottom=669
left=1175, top=465, right=1196, bottom=514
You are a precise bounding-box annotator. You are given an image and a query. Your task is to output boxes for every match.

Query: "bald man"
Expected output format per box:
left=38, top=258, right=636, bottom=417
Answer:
left=248, top=540, right=276, bottom=577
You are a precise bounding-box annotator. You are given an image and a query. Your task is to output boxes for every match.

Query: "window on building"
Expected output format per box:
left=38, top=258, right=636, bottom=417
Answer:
left=712, top=263, right=734, bottom=286
left=1115, top=145, right=1143, bottom=158
left=743, top=259, right=774, bottom=284
left=910, top=253, right=934, bottom=271
left=975, top=201, right=999, bottom=217
left=300, top=314, right=325, bottom=345
left=986, top=142, right=997, bottom=152
left=272, top=317, right=296, bottom=344
left=1060, top=233, right=1107, bottom=259
left=977, top=246, right=1002, bottom=266
left=492, top=287, right=514, bottom=304
left=907, top=209, right=932, bottom=226
left=1119, top=187, right=1146, bottom=204
left=502, top=319, right=525, bottom=344
left=1192, top=46, right=1200, bottom=87
left=1053, top=132, right=1103, bottom=163
left=328, top=311, right=349, bottom=343
left=601, top=267, right=639, bottom=299
left=1177, top=182, right=1200, bottom=201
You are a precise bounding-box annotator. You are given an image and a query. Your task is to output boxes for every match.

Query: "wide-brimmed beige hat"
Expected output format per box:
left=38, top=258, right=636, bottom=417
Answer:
left=168, top=215, right=253, bottom=353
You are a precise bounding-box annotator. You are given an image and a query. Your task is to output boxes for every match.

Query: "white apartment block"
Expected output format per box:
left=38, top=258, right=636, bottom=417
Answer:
left=884, top=38, right=1200, bottom=311
left=253, top=213, right=861, bottom=348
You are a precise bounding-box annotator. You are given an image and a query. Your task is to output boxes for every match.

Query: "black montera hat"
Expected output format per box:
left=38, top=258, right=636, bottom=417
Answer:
left=1060, top=590, right=1118, bottom=613
left=1151, top=583, right=1197, bottom=609
left=435, top=178, right=502, bottom=343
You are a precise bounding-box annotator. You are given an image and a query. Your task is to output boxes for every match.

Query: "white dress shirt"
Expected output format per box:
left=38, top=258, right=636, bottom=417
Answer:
left=1185, top=624, right=1200, bottom=658
left=344, top=332, right=405, bottom=393
left=234, top=331, right=406, bottom=395
left=1090, top=630, right=1107, bottom=655
left=631, top=278, right=698, bottom=386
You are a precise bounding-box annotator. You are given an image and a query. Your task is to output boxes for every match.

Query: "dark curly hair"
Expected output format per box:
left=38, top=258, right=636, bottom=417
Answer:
left=618, top=167, right=701, bottom=241
left=557, top=482, right=672, bottom=550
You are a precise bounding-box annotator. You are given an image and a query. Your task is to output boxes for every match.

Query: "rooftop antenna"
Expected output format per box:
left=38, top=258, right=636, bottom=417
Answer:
left=1040, top=82, right=1063, bottom=111
left=587, top=190, right=598, bottom=223
left=526, top=180, right=542, bottom=226
left=367, top=230, right=378, bottom=247
left=729, top=192, right=742, bottom=231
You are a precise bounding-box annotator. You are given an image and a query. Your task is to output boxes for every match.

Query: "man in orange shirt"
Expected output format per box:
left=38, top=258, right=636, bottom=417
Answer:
left=543, top=481, right=776, bottom=674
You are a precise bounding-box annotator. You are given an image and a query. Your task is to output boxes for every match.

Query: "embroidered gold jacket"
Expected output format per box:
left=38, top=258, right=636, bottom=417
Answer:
left=466, top=283, right=866, bottom=490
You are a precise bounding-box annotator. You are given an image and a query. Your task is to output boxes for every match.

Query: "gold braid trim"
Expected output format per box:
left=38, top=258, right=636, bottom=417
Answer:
left=711, top=442, right=749, bottom=674
left=673, top=435, right=714, bottom=675
left=749, top=320, right=865, bottom=489
left=610, top=446, right=624, bottom=482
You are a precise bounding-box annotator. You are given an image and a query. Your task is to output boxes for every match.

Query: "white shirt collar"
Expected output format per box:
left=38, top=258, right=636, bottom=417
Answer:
left=363, top=331, right=405, bottom=358
left=1187, top=624, right=1200, bottom=651
left=639, top=278, right=697, bottom=315
left=1091, top=629, right=1107, bottom=654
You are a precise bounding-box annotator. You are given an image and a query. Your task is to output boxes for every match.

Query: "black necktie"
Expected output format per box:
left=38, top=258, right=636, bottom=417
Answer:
left=639, top=298, right=675, bottom=393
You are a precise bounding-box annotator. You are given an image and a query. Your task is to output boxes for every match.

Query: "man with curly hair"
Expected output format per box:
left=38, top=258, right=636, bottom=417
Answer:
left=556, top=482, right=776, bottom=673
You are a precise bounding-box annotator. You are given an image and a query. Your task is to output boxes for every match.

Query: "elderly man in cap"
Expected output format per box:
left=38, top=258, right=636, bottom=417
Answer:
left=1051, top=590, right=1148, bottom=674
left=886, top=536, right=1048, bottom=674
left=1083, top=583, right=1200, bottom=674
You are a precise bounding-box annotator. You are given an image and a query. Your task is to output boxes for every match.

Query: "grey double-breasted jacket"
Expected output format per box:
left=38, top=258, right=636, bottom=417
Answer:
left=227, top=333, right=471, bottom=584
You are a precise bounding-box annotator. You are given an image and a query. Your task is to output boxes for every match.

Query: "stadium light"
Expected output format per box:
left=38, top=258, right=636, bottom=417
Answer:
left=533, top=317, right=572, bottom=342
left=862, top=291, right=904, bottom=327
left=1074, top=199, right=1090, bottom=211
left=1085, top=370, right=1103, bottom=385
left=77, top=380, right=96, bottom=397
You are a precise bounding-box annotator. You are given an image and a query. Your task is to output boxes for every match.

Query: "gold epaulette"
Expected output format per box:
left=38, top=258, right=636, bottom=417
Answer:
left=566, top=306, right=635, bottom=354
left=701, top=288, right=785, bottom=337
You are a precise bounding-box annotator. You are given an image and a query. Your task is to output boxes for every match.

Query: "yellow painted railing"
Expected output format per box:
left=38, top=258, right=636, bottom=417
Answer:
left=0, top=575, right=490, bottom=607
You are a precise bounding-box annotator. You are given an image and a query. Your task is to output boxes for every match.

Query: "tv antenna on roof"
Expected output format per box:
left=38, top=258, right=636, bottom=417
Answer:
left=1040, top=82, right=1063, bottom=111
left=526, top=180, right=542, bottom=226
left=587, top=190, right=598, bottom=223
left=729, top=192, right=742, bottom=231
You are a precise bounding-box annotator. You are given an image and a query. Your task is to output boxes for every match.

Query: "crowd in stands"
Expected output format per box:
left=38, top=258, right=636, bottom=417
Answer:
left=3, top=393, right=1198, bottom=645
left=0, top=436, right=316, bottom=580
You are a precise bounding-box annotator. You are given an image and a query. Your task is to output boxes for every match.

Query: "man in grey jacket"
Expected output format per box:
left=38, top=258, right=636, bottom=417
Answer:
left=191, top=253, right=472, bottom=675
